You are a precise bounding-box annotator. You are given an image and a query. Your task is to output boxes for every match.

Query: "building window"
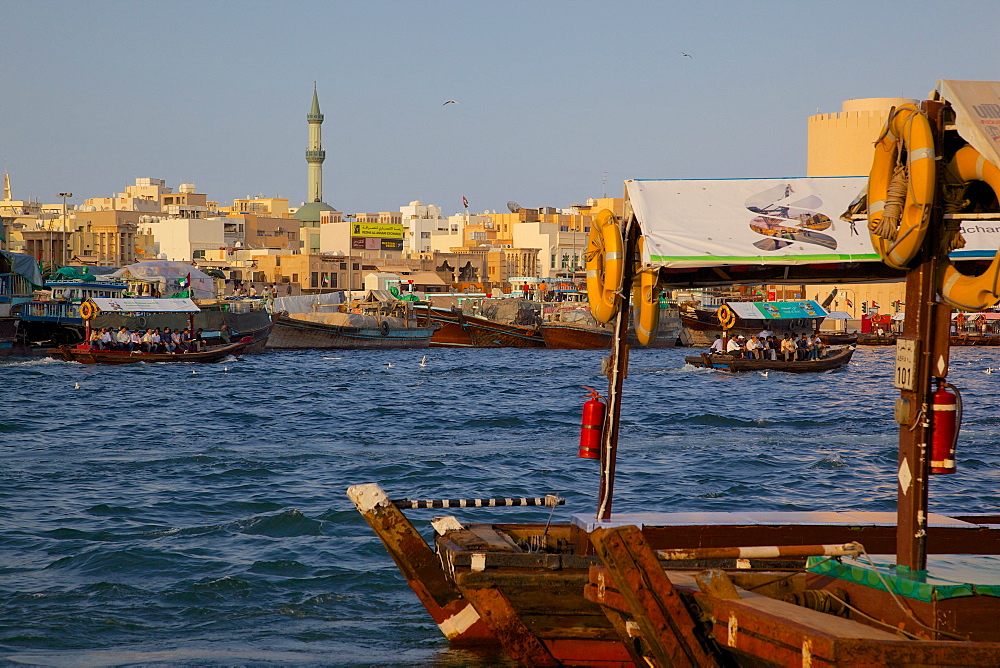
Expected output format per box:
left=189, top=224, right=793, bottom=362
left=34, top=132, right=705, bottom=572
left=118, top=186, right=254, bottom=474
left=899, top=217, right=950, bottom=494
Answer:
left=276, top=257, right=281, bottom=266
left=292, top=273, right=298, bottom=283
left=192, top=250, right=206, bottom=259
left=311, top=272, right=319, bottom=288
left=551, top=254, right=557, bottom=269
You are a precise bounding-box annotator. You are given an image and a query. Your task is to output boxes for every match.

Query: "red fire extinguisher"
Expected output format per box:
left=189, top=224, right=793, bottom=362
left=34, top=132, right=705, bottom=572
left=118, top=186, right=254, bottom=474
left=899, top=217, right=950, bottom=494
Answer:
left=579, top=386, right=606, bottom=460
left=930, top=380, right=961, bottom=475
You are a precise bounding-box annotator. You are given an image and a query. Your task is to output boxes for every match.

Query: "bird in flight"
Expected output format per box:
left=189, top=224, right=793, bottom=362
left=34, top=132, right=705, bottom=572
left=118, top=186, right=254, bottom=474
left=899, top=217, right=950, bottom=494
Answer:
left=443, top=100, right=458, bottom=105
left=680, top=51, right=692, bottom=58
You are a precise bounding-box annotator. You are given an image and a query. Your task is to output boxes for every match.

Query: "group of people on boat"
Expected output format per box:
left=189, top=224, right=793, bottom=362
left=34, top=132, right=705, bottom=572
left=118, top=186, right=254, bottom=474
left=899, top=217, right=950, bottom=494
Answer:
left=710, top=330, right=827, bottom=361
left=87, top=324, right=230, bottom=353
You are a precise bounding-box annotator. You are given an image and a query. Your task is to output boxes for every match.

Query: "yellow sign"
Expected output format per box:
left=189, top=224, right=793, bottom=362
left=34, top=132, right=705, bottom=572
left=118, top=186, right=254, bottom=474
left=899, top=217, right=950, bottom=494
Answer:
left=351, top=223, right=403, bottom=239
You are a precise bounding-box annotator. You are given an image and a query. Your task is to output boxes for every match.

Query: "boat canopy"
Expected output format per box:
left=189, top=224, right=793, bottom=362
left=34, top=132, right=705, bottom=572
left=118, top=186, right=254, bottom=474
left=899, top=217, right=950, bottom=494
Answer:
left=89, top=297, right=200, bottom=314
left=725, top=300, right=827, bottom=321
left=0, top=250, right=43, bottom=288
left=936, top=79, right=1000, bottom=175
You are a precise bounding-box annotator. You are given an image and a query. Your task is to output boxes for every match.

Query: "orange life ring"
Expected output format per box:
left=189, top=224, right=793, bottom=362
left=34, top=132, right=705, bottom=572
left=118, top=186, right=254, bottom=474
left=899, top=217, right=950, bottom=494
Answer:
left=585, top=209, right=624, bottom=323
left=79, top=301, right=97, bottom=320
left=867, top=104, right=936, bottom=270
left=938, top=145, right=1000, bottom=311
left=633, top=268, right=660, bottom=346
left=717, top=304, right=736, bottom=330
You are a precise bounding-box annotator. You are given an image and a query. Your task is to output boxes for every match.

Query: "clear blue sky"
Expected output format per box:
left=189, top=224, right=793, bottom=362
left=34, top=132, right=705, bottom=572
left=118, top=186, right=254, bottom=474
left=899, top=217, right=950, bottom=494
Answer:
left=2, top=1, right=997, bottom=216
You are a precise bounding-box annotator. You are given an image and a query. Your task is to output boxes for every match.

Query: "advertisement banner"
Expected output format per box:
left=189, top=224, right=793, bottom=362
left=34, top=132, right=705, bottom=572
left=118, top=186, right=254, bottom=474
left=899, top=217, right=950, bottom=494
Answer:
left=91, top=297, right=200, bottom=313
left=728, top=300, right=827, bottom=320
left=351, top=223, right=403, bottom=239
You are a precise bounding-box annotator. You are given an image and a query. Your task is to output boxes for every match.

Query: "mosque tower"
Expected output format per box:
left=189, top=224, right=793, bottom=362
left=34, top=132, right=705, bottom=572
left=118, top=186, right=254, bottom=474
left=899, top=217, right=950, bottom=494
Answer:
left=306, top=84, right=326, bottom=203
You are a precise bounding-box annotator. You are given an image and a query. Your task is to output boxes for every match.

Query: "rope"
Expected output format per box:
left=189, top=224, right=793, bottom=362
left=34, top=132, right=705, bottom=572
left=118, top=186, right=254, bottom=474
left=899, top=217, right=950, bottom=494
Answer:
left=873, top=163, right=908, bottom=241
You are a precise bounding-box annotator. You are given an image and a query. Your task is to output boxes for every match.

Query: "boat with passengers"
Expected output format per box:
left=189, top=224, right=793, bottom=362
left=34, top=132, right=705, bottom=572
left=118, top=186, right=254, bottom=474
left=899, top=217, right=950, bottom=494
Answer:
left=349, top=81, right=1000, bottom=665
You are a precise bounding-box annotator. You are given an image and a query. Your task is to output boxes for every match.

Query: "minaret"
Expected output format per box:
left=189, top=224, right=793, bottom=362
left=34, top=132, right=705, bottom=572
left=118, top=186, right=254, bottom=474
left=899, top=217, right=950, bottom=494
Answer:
left=306, top=85, right=326, bottom=203
left=2, top=174, right=11, bottom=201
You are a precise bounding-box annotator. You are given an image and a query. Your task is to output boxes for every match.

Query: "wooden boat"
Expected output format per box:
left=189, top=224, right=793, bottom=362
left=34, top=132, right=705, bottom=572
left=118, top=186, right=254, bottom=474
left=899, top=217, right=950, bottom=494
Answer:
left=819, top=331, right=858, bottom=345
left=50, top=336, right=255, bottom=364
left=951, top=333, right=1000, bottom=346
left=268, top=313, right=435, bottom=349
left=684, top=345, right=855, bottom=373
left=539, top=320, right=612, bottom=349
left=856, top=333, right=897, bottom=345
left=351, top=86, right=1000, bottom=665
left=413, top=304, right=475, bottom=348
left=462, top=313, right=544, bottom=348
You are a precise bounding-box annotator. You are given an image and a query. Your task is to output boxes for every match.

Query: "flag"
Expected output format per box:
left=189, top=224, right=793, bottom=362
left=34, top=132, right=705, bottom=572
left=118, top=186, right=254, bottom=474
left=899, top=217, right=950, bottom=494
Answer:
left=871, top=300, right=880, bottom=309
left=846, top=299, right=853, bottom=308
left=462, top=196, right=468, bottom=208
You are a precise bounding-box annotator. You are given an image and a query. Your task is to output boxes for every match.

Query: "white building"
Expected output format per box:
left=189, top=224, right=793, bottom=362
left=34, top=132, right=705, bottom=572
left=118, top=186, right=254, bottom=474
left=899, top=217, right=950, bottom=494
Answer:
left=141, top=218, right=226, bottom=262
left=512, top=221, right=587, bottom=279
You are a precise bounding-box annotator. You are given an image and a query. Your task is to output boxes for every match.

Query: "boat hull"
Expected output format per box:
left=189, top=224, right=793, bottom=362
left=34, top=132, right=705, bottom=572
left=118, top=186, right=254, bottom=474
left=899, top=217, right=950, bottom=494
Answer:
left=539, top=321, right=612, bottom=349
left=48, top=337, right=254, bottom=364
left=414, top=305, right=475, bottom=348
left=267, top=313, right=434, bottom=350
left=684, top=345, right=855, bottom=372
left=462, top=314, right=544, bottom=348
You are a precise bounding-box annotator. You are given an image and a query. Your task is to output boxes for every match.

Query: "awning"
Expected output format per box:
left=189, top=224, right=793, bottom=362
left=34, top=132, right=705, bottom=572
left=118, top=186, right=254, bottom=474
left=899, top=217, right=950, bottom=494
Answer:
left=824, top=311, right=853, bottom=320
left=937, top=80, right=1000, bottom=174
left=726, top=300, right=828, bottom=320
left=90, top=297, right=200, bottom=314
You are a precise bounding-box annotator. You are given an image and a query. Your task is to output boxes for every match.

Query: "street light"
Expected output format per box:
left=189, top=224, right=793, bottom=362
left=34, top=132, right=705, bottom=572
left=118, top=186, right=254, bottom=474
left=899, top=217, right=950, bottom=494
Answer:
left=58, top=192, right=72, bottom=268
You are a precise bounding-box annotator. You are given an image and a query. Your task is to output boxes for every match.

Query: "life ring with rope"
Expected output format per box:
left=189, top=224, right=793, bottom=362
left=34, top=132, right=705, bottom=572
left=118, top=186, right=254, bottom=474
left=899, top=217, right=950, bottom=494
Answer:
left=717, top=304, right=736, bottom=330
left=585, top=209, right=624, bottom=323
left=79, top=301, right=97, bottom=320
left=867, top=104, right=936, bottom=270
left=938, top=145, right=1000, bottom=311
left=632, top=237, right=660, bottom=346
left=379, top=321, right=390, bottom=337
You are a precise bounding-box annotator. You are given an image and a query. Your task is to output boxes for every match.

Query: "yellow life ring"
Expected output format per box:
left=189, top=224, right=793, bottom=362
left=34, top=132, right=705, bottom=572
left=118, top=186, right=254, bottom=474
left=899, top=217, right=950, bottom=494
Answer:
left=717, top=304, right=736, bottom=330
left=633, top=268, right=660, bottom=346
left=79, top=301, right=97, bottom=320
left=585, top=209, right=624, bottom=323
left=938, top=145, right=1000, bottom=311
left=867, top=104, right=936, bottom=270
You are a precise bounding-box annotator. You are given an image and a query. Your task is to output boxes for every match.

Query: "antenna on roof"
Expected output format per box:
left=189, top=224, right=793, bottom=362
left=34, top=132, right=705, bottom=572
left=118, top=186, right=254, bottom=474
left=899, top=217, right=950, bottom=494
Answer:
left=507, top=201, right=521, bottom=213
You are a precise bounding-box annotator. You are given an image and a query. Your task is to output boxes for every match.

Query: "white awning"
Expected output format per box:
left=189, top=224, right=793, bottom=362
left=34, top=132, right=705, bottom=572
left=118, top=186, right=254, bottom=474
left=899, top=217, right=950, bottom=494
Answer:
left=937, top=80, right=1000, bottom=173
left=90, top=297, right=200, bottom=314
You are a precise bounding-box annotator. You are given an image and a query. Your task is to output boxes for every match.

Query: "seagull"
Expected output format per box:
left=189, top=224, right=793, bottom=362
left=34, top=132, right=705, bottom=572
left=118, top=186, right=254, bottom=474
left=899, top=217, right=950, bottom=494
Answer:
left=419, top=355, right=427, bottom=368
left=191, top=370, right=197, bottom=375
left=223, top=366, right=228, bottom=372
left=386, top=363, right=395, bottom=368
left=986, top=367, right=995, bottom=374
left=442, top=100, right=458, bottom=105
left=323, top=356, right=342, bottom=360
left=74, top=382, right=81, bottom=389
left=759, top=371, right=768, bottom=378
left=680, top=51, right=693, bottom=58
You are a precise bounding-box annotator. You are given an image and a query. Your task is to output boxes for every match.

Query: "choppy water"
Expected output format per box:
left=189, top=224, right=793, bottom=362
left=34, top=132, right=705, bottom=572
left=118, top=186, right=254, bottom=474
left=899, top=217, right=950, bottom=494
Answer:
left=1, top=346, right=998, bottom=666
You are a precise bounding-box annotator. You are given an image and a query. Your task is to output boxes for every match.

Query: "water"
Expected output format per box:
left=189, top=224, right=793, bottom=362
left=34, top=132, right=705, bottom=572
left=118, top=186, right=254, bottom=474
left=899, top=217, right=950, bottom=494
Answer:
left=1, top=346, right=998, bottom=665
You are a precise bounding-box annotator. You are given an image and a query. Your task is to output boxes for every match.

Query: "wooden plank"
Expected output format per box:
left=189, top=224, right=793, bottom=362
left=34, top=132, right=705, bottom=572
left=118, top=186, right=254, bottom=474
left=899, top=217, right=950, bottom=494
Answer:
left=346, top=484, right=497, bottom=646
left=590, top=525, right=718, bottom=667
left=459, top=585, right=558, bottom=666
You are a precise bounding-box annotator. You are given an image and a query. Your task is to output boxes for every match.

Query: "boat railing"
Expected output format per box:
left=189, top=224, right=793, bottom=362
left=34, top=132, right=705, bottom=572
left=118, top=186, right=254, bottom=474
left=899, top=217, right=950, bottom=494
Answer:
left=17, top=300, right=81, bottom=321
left=0, top=272, right=35, bottom=302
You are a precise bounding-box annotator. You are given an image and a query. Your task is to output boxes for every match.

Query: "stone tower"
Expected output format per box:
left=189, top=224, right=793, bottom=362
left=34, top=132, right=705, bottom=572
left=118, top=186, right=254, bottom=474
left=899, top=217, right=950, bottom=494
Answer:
left=306, top=85, right=326, bottom=203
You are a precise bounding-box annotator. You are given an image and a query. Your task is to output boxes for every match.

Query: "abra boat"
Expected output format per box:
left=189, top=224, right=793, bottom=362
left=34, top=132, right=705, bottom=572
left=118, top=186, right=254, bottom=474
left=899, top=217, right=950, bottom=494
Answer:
left=685, top=345, right=855, bottom=373
left=350, top=82, right=1000, bottom=665
left=51, top=336, right=254, bottom=364
left=412, top=303, right=475, bottom=348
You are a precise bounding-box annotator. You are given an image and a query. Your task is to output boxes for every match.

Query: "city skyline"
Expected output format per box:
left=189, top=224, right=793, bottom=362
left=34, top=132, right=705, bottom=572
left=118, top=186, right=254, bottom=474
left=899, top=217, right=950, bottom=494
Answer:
left=2, top=1, right=997, bottom=214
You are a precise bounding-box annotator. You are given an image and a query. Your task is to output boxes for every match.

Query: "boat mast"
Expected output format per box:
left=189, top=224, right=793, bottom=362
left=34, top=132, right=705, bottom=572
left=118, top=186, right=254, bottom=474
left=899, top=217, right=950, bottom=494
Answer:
left=597, top=211, right=638, bottom=520
left=895, top=99, right=951, bottom=572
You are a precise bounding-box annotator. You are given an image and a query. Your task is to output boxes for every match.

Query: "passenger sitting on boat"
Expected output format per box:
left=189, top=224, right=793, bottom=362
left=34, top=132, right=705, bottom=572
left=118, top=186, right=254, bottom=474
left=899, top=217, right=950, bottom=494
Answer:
left=141, top=329, right=154, bottom=352
left=171, top=329, right=184, bottom=352
left=758, top=328, right=773, bottom=339
left=89, top=328, right=103, bottom=349
left=181, top=328, right=194, bottom=352
left=780, top=334, right=796, bottom=361
left=709, top=334, right=724, bottom=353
left=195, top=328, right=205, bottom=351
left=100, top=327, right=113, bottom=350
left=220, top=323, right=231, bottom=344
left=163, top=328, right=175, bottom=353
left=746, top=335, right=762, bottom=359
left=813, top=333, right=826, bottom=359
left=726, top=335, right=745, bottom=358
left=116, top=326, right=131, bottom=351
left=151, top=328, right=163, bottom=353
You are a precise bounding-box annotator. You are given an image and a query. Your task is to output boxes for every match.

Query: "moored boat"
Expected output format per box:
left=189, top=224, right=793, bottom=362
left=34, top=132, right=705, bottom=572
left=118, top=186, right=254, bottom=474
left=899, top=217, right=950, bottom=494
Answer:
left=684, top=345, right=855, bottom=372
left=413, top=303, right=475, bottom=348
left=539, top=319, right=612, bottom=349
left=268, top=312, right=435, bottom=349
left=462, top=313, right=544, bottom=348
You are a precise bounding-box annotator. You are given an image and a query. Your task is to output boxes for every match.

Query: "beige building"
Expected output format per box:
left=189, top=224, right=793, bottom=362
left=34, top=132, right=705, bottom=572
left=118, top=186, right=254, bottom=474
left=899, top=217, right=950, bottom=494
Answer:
left=21, top=209, right=155, bottom=267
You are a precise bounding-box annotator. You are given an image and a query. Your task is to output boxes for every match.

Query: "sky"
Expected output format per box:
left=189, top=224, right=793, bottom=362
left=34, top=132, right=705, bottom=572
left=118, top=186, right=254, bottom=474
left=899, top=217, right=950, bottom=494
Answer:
left=2, top=1, right=998, bottom=217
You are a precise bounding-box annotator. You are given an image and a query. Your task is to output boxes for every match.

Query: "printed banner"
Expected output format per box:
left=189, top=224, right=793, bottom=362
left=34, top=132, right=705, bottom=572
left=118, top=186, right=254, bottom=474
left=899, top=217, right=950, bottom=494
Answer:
left=351, top=223, right=403, bottom=239
left=91, top=297, right=200, bottom=313
left=728, top=300, right=827, bottom=320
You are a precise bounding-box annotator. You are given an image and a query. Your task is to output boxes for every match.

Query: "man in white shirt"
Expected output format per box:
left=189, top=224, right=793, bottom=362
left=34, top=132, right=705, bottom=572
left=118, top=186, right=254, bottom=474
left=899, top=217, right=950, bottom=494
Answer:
left=709, top=335, right=724, bottom=354
left=726, top=336, right=744, bottom=357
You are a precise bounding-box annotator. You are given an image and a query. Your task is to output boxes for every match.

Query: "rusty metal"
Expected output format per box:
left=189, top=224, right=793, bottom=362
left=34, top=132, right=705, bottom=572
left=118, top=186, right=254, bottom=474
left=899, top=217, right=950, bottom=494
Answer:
left=458, top=586, right=559, bottom=666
